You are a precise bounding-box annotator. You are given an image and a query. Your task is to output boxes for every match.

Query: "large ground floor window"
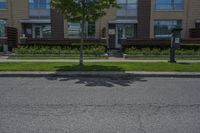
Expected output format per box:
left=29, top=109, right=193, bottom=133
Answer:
left=154, top=20, right=182, bottom=38
left=67, top=21, right=96, bottom=38
left=0, top=19, right=7, bottom=37
left=23, top=24, right=51, bottom=38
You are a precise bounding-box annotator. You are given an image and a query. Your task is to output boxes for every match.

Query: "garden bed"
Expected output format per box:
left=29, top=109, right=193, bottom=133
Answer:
left=124, top=47, right=200, bottom=56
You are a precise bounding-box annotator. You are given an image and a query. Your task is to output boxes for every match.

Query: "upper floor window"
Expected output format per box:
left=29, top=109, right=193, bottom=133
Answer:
left=196, top=23, right=200, bottom=29
left=0, top=19, right=7, bottom=37
left=67, top=22, right=96, bottom=38
left=155, top=0, right=184, bottom=11
left=29, top=0, right=50, bottom=19
left=29, top=0, right=50, bottom=9
left=0, top=0, right=7, bottom=9
left=117, top=0, right=137, bottom=18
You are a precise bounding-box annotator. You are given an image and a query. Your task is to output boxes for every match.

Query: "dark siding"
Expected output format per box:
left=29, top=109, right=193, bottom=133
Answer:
left=51, top=9, right=64, bottom=39
left=137, top=0, right=151, bottom=39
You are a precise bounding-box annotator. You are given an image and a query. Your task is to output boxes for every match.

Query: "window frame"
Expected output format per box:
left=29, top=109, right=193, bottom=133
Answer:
left=0, top=19, right=7, bottom=37
left=116, top=0, right=138, bottom=18
left=155, top=0, right=184, bottom=11
left=0, top=0, right=8, bottom=10
left=28, top=0, right=51, bottom=18
left=154, top=19, right=182, bottom=38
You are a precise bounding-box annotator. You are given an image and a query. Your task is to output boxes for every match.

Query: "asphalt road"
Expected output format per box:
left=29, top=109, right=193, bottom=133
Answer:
left=0, top=76, right=200, bottom=133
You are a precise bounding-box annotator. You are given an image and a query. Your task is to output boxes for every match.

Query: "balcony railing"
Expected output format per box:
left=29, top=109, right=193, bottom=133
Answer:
left=190, top=28, right=200, bottom=38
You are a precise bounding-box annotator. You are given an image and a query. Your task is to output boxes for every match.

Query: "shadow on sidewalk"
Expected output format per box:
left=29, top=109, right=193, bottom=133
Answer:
left=44, top=64, right=147, bottom=87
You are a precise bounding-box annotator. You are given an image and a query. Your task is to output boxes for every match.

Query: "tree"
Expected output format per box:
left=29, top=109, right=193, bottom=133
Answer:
left=51, top=0, right=118, bottom=66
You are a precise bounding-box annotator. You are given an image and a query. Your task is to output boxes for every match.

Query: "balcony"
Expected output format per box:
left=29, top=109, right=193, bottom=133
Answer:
left=190, top=28, right=200, bottom=38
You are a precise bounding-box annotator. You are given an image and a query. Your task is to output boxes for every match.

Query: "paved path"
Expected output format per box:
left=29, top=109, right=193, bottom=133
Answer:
left=0, top=76, right=200, bottom=133
left=0, top=59, right=200, bottom=63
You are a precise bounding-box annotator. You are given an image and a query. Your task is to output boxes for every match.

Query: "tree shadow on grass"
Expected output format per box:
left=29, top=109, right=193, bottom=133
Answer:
left=45, top=64, right=147, bottom=87
left=177, top=62, right=191, bottom=65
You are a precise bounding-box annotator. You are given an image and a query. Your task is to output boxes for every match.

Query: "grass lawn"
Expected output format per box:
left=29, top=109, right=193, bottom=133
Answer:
left=8, top=56, right=200, bottom=60
left=0, top=62, right=200, bottom=72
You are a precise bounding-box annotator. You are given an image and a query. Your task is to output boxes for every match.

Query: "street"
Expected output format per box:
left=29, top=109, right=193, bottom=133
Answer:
left=0, top=76, right=200, bottom=133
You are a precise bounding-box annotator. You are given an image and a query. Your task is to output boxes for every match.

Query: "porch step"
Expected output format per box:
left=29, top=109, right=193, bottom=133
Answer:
left=108, top=49, right=123, bottom=57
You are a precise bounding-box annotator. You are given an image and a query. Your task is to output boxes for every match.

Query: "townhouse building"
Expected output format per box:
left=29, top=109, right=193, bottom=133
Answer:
left=0, top=0, right=51, bottom=39
left=1, top=0, right=200, bottom=48
left=52, top=0, right=200, bottom=48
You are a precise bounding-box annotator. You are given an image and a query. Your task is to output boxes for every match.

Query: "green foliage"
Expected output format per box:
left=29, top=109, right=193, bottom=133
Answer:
left=51, top=0, right=118, bottom=22
left=15, top=45, right=106, bottom=56
left=125, top=47, right=200, bottom=56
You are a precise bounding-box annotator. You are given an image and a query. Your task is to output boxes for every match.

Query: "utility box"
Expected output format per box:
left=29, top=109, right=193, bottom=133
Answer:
left=171, top=28, right=182, bottom=49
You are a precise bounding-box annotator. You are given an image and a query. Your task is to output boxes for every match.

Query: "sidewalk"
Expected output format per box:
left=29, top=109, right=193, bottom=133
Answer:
left=0, top=59, right=200, bottom=63
left=0, top=71, right=200, bottom=78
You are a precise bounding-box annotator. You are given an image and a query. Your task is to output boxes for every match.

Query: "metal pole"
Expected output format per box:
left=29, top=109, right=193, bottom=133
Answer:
left=169, top=35, right=176, bottom=63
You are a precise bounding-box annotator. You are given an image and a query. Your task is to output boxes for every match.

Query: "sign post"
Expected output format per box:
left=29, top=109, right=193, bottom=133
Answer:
left=169, top=28, right=182, bottom=63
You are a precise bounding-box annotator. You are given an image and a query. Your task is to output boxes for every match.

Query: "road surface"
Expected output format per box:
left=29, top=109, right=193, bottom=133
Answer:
left=0, top=76, right=200, bottom=133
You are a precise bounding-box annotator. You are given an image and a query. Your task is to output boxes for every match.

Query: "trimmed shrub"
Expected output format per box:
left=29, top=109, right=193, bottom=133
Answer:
left=124, top=47, right=200, bottom=56
left=15, top=45, right=106, bottom=56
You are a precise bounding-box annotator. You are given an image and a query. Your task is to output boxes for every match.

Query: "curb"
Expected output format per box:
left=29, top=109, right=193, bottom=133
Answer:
left=0, top=71, right=200, bottom=78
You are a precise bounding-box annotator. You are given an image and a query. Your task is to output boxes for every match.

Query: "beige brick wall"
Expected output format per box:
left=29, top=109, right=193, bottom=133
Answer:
left=95, top=8, right=117, bottom=38
left=9, top=0, right=29, bottom=37
left=150, top=0, right=200, bottom=39
left=0, top=10, right=9, bottom=20
left=150, top=0, right=188, bottom=38
left=0, top=0, right=29, bottom=37
left=187, top=0, right=200, bottom=36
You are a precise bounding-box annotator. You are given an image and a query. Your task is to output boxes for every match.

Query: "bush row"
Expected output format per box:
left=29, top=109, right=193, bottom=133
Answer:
left=124, top=47, right=200, bottom=56
left=15, top=46, right=106, bottom=56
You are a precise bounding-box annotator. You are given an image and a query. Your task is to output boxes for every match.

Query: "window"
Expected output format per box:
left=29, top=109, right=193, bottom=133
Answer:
left=0, top=19, right=7, bottom=37
left=67, top=22, right=96, bottom=38
left=196, top=23, right=200, bottom=29
left=29, top=0, right=50, bottom=9
left=29, top=0, right=50, bottom=18
left=155, top=0, right=184, bottom=10
left=87, top=22, right=96, bottom=38
left=117, top=0, right=137, bottom=18
left=68, top=22, right=81, bottom=37
left=42, top=25, right=51, bottom=38
left=0, top=0, right=7, bottom=9
left=154, top=20, right=182, bottom=38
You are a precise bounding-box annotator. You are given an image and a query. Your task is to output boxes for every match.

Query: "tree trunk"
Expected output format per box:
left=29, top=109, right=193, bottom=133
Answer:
left=80, top=1, right=85, bottom=66
left=80, top=21, right=84, bottom=66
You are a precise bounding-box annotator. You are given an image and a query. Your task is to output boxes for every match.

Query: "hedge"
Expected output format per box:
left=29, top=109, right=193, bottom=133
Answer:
left=124, top=47, right=200, bottom=56
left=15, top=45, right=106, bottom=56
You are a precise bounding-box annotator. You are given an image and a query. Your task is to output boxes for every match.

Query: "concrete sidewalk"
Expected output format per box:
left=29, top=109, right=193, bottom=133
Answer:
left=0, top=59, right=200, bottom=63
left=0, top=71, right=200, bottom=78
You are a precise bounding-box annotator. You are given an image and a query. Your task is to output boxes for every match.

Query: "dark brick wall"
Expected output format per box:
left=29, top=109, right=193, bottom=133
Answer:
left=51, top=9, right=64, bottom=39
left=137, top=0, right=151, bottom=39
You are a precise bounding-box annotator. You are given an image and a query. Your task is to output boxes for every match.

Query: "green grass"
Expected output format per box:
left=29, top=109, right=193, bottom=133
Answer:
left=0, top=62, right=200, bottom=72
left=9, top=56, right=200, bottom=60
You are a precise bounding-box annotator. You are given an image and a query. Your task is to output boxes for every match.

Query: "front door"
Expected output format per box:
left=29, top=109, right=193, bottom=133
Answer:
left=33, top=26, right=42, bottom=38
left=116, top=24, right=135, bottom=48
